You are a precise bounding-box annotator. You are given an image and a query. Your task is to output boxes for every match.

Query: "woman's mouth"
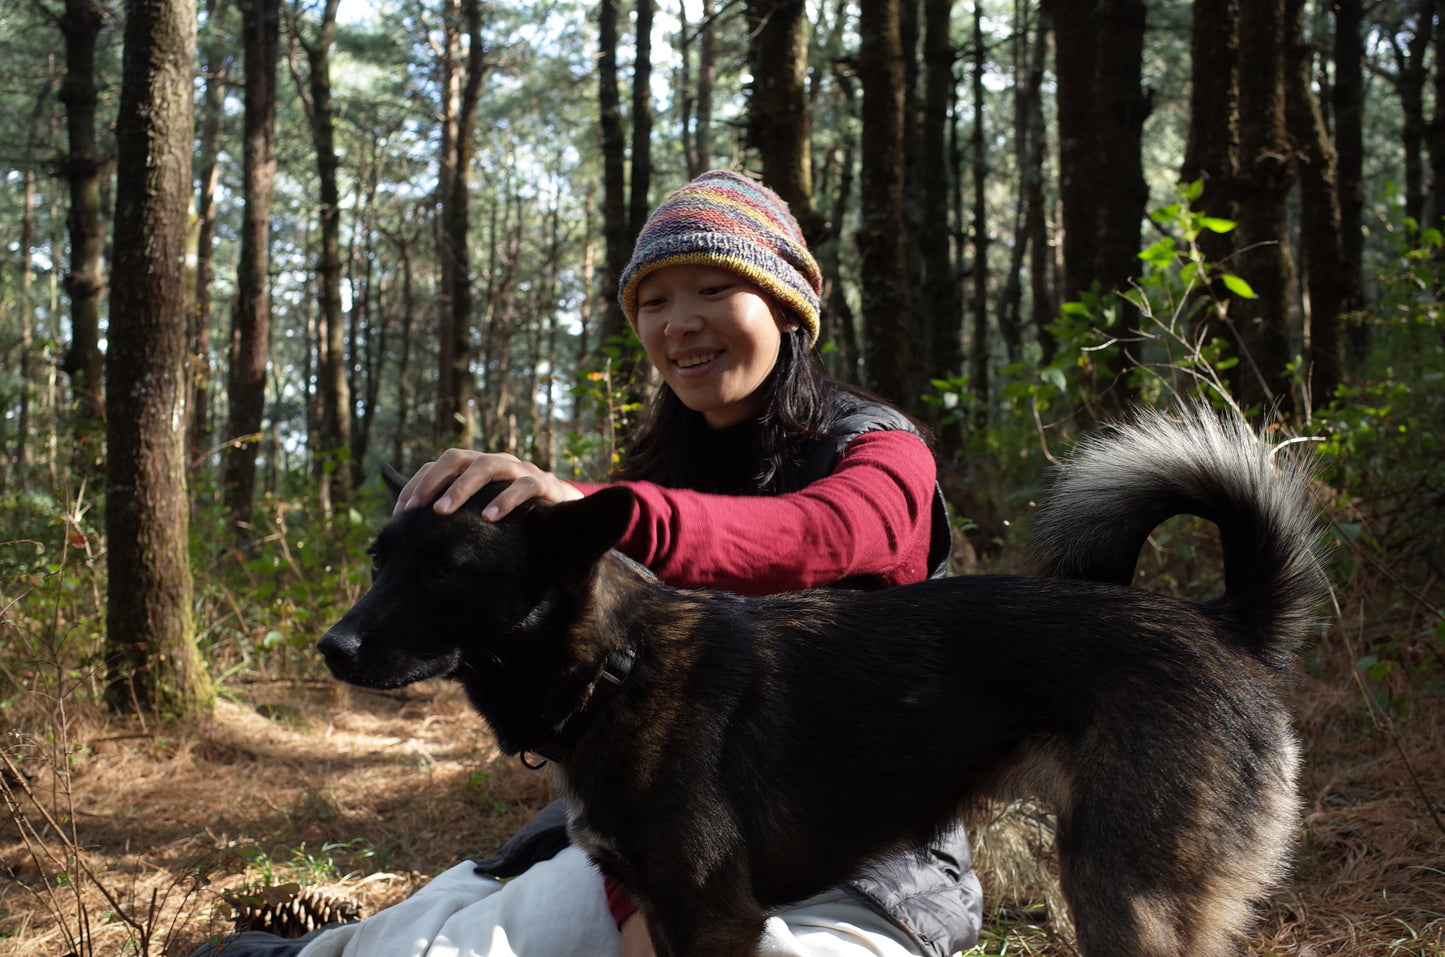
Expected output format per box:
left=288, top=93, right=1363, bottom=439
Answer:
left=673, top=350, right=722, bottom=371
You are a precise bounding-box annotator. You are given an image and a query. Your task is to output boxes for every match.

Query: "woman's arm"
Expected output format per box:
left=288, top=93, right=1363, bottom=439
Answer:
left=578, top=430, right=938, bottom=594
left=396, top=430, right=937, bottom=594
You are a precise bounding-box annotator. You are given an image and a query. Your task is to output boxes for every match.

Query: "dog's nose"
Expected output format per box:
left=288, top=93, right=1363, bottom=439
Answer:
left=318, top=628, right=361, bottom=661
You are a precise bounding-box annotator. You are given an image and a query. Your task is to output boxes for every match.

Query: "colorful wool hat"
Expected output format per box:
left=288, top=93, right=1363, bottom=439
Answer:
left=618, top=170, right=823, bottom=344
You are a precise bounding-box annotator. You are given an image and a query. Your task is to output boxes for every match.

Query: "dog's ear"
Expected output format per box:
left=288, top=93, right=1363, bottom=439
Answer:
left=380, top=462, right=409, bottom=502
left=529, top=486, right=636, bottom=570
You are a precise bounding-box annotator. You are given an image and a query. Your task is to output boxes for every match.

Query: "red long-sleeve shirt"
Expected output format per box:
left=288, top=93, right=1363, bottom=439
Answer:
left=573, top=428, right=939, bottom=928
left=572, top=429, right=938, bottom=595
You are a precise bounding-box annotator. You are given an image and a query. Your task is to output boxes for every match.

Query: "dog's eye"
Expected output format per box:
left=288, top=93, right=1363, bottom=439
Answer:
left=429, top=562, right=461, bottom=581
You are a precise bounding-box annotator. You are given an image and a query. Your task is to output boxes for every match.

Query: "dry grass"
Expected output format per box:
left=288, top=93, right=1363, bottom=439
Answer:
left=0, top=679, right=553, bottom=956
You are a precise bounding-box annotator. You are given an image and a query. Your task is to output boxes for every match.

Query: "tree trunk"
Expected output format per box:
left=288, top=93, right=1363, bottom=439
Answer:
left=1386, top=2, right=1435, bottom=227
left=385, top=225, right=419, bottom=471
left=433, top=0, right=461, bottom=446
left=1181, top=0, right=1238, bottom=270
left=293, top=0, right=352, bottom=502
left=967, top=2, right=989, bottom=419
left=438, top=0, right=484, bottom=447
left=917, top=0, right=960, bottom=407
left=58, top=0, right=107, bottom=477
left=223, top=0, right=280, bottom=538
left=16, top=168, right=38, bottom=472
left=1331, top=0, right=1364, bottom=298
left=1331, top=0, right=1368, bottom=369
left=1046, top=0, right=1099, bottom=305
left=1284, top=0, right=1345, bottom=411
left=629, top=0, right=654, bottom=245
left=1042, top=0, right=1148, bottom=418
left=1427, top=6, right=1445, bottom=235
left=1025, top=6, right=1055, bottom=365
left=598, top=0, right=630, bottom=352
left=106, top=0, right=214, bottom=719
left=192, top=3, right=232, bottom=476
left=746, top=0, right=821, bottom=244
left=1232, top=0, right=1296, bottom=417
left=683, top=0, right=717, bottom=177
left=856, top=0, right=913, bottom=407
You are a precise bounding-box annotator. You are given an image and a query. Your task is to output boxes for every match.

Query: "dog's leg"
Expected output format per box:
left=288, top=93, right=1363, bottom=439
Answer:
left=1057, top=768, right=1296, bottom=957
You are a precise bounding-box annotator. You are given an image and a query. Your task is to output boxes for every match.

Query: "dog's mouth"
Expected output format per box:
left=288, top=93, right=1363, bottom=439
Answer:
left=317, top=628, right=459, bottom=688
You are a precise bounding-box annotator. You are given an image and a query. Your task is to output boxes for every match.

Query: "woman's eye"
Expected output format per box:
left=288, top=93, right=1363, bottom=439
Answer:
left=700, top=284, right=730, bottom=296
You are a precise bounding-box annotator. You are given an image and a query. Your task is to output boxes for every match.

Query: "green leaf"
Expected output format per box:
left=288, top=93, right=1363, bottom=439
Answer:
left=1138, top=238, right=1177, bottom=267
left=1198, top=216, right=1237, bottom=234
left=1220, top=273, right=1257, bottom=299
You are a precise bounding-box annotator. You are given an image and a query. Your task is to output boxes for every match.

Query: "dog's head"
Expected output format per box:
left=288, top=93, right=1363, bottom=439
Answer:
left=317, top=466, right=635, bottom=695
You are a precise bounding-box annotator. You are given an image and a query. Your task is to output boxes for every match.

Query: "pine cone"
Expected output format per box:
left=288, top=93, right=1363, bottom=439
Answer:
left=223, top=884, right=363, bottom=938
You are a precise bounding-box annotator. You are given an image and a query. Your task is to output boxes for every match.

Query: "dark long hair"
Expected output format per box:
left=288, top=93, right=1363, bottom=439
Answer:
left=616, top=321, right=912, bottom=494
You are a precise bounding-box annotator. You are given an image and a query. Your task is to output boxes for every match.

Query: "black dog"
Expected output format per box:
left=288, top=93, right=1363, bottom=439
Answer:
left=318, top=406, right=1324, bottom=957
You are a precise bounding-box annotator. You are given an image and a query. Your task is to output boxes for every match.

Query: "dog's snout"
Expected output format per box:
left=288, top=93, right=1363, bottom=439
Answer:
left=318, top=628, right=361, bottom=662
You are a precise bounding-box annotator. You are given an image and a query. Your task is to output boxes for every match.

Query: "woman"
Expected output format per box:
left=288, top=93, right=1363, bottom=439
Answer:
left=197, top=170, right=980, bottom=957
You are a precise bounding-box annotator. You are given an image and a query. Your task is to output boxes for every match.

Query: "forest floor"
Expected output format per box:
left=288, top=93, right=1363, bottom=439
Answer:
left=1, top=612, right=1443, bottom=956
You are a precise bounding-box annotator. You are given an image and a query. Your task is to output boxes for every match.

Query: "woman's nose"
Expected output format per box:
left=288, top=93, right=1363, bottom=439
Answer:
left=664, top=311, right=703, bottom=339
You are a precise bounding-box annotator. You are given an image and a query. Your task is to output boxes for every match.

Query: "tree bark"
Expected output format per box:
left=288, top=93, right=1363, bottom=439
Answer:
left=1025, top=6, right=1055, bottom=366
left=629, top=0, right=654, bottom=245
left=1381, top=1, right=1436, bottom=227
left=1042, top=0, right=1148, bottom=418
left=1232, top=0, right=1296, bottom=416
left=437, top=0, right=484, bottom=447
left=967, top=2, right=989, bottom=417
left=223, top=0, right=280, bottom=538
left=433, top=0, right=461, bottom=446
left=1285, top=0, right=1345, bottom=410
left=917, top=0, right=961, bottom=406
left=682, top=0, right=717, bottom=177
left=191, top=1, right=232, bottom=475
left=1330, top=0, right=1364, bottom=303
left=1181, top=0, right=1238, bottom=271
left=746, top=0, right=821, bottom=244
left=58, top=0, right=107, bottom=476
left=292, top=0, right=352, bottom=502
left=856, top=0, right=913, bottom=407
left=105, top=0, right=214, bottom=719
left=598, top=0, right=630, bottom=352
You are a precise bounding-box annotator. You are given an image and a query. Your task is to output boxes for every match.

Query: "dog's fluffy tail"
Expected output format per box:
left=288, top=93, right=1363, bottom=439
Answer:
left=1033, top=403, right=1325, bottom=668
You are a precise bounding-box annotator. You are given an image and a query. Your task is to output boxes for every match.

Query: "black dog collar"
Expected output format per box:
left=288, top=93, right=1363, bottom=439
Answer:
left=524, top=647, right=638, bottom=767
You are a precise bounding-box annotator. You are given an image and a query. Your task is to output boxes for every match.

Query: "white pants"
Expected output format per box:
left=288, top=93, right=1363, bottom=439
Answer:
left=295, top=847, right=922, bottom=957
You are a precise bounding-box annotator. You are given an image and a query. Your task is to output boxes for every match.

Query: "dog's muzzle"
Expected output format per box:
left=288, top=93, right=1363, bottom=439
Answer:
left=317, top=628, right=362, bottom=676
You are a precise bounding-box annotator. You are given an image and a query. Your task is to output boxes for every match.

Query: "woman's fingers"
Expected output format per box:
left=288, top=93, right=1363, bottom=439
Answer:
left=393, top=451, right=581, bottom=519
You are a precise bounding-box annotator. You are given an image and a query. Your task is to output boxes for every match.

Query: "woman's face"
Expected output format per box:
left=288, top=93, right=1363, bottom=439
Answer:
left=634, top=264, right=798, bottom=428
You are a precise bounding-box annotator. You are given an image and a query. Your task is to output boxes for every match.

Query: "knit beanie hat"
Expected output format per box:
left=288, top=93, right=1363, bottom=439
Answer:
left=618, top=170, right=823, bottom=345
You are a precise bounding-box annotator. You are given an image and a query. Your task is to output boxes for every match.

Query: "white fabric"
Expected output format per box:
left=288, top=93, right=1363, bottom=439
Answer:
left=294, top=847, right=920, bottom=957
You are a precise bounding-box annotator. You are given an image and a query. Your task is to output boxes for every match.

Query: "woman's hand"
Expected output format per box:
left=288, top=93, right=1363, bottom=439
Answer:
left=619, top=912, right=657, bottom=957
left=393, top=449, right=584, bottom=520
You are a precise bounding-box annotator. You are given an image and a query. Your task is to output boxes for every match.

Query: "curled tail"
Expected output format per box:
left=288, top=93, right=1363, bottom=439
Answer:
left=1033, top=403, right=1326, bottom=668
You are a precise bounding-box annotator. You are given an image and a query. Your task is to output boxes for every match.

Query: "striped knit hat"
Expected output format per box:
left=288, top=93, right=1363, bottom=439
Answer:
left=618, top=170, right=822, bottom=345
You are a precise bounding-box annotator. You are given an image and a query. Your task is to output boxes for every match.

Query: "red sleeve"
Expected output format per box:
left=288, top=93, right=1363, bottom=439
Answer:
left=604, top=874, right=640, bottom=929
left=571, top=429, right=937, bottom=595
